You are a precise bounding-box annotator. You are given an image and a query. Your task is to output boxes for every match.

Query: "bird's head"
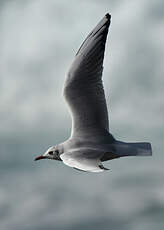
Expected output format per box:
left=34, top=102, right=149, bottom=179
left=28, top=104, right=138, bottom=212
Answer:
left=34, top=146, right=60, bottom=161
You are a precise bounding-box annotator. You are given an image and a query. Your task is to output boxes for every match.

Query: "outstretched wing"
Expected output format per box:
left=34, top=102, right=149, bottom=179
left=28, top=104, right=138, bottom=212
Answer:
left=63, top=14, right=111, bottom=138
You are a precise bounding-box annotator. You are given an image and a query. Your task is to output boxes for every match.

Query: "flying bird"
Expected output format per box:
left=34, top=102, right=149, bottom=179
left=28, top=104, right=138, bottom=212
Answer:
left=35, top=14, right=152, bottom=172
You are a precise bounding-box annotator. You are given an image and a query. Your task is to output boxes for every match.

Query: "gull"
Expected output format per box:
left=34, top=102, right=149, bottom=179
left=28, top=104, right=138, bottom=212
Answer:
left=34, top=13, right=152, bottom=172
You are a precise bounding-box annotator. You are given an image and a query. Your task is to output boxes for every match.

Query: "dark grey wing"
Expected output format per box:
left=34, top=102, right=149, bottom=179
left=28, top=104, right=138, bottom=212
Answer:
left=63, top=14, right=112, bottom=138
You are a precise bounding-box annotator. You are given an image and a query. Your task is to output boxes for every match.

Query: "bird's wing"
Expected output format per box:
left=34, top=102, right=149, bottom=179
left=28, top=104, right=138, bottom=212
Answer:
left=60, top=151, right=109, bottom=173
left=63, top=14, right=112, bottom=138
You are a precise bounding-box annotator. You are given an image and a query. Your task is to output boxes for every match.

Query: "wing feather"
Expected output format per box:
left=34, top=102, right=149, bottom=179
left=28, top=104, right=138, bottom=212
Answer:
left=63, top=14, right=112, bottom=139
left=60, top=152, right=108, bottom=172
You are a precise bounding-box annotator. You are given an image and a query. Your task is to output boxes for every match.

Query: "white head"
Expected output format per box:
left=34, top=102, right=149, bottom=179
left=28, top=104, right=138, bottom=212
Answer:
left=34, top=146, right=60, bottom=161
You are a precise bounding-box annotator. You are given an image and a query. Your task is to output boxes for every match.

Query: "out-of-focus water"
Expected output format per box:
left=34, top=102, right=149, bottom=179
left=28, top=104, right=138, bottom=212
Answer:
left=0, top=0, right=164, bottom=229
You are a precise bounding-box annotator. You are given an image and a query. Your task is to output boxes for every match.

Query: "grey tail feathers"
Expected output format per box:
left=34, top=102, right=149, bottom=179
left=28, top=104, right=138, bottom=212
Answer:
left=114, top=141, right=152, bottom=157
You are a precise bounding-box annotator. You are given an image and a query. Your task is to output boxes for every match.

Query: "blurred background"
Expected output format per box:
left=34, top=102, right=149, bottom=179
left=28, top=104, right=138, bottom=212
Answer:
left=0, top=0, right=164, bottom=229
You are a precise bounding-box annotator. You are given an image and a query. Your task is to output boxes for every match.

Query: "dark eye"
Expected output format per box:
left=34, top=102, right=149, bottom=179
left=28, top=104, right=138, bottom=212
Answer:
left=55, top=150, right=59, bottom=155
left=49, top=151, right=53, bottom=155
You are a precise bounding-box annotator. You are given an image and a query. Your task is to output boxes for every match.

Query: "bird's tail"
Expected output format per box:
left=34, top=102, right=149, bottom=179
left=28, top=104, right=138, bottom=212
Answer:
left=113, top=140, right=152, bottom=157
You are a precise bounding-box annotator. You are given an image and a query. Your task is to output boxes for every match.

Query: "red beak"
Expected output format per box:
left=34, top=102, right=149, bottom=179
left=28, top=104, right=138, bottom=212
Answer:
left=34, top=155, right=46, bottom=161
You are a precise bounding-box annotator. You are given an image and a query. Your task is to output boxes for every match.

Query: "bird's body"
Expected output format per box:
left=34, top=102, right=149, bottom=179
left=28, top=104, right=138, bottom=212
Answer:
left=35, top=13, right=152, bottom=172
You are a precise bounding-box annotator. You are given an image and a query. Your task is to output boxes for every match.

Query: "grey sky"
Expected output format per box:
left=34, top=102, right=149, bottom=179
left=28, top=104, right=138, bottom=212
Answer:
left=0, top=0, right=164, bottom=229
left=0, top=0, right=163, bottom=138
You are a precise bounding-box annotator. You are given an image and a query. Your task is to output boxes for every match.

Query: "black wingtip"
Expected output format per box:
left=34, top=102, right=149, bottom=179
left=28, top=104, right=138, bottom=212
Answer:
left=105, top=13, right=111, bottom=20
